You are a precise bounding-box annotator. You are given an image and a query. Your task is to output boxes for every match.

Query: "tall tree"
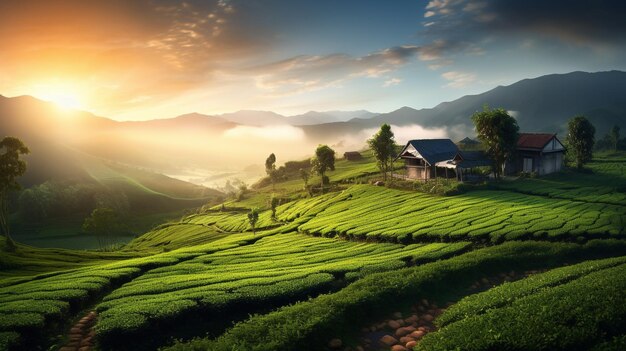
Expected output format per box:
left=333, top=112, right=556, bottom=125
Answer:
left=610, top=125, right=620, bottom=151
left=368, top=124, right=396, bottom=181
left=299, top=168, right=309, bottom=190
left=265, top=153, right=277, bottom=189
left=0, top=137, right=30, bottom=240
left=566, top=115, right=596, bottom=169
left=269, top=195, right=279, bottom=219
left=247, top=208, right=259, bottom=234
left=82, top=207, right=123, bottom=249
left=471, top=107, right=519, bottom=179
left=311, top=145, right=335, bottom=190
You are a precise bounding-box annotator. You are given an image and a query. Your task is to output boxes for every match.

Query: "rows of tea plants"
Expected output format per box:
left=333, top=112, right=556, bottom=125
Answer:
left=165, top=240, right=626, bottom=351
left=280, top=185, right=624, bottom=242
left=0, top=249, right=201, bottom=350
left=0, top=237, right=138, bottom=287
left=125, top=223, right=228, bottom=251
left=125, top=210, right=280, bottom=251
left=491, top=154, right=626, bottom=206
left=95, top=233, right=470, bottom=349
left=417, top=256, right=626, bottom=350
left=436, top=255, right=626, bottom=326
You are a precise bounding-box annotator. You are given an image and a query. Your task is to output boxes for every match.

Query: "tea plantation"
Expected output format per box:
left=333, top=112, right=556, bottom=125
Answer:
left=1, top=153, right=625, bottom=351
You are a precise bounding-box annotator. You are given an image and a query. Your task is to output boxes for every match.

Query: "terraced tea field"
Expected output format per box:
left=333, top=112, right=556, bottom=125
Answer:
left=167, top=240, right=626, bottom=351
left=3, top=153, right=626, bottom=351
left=0, top=233, right=469, bottom=350
left=283, top=185, right=624, bottom=242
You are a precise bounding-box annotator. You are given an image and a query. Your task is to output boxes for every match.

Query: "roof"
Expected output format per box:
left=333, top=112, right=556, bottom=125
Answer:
left=517, top=133, right=557, bottom=150
left=397, top=139, right=459, bottom=165
left=458, top=151, right=493, bottom=168
left=434, top=151, right=492, bottom=169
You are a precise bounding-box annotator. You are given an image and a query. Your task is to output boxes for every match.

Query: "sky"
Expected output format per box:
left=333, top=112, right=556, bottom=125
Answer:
left=1, top=0, right=626, bottom=121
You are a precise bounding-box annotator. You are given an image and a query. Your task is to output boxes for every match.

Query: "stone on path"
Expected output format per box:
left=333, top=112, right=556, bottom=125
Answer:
left=328, top=338, right=343, bottom=349
left=379, top=334, right=398, bottom=346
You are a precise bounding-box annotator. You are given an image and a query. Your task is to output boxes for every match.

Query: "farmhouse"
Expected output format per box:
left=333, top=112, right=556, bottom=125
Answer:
left=506, top=133, right=565, bottom=175
left=395, top=139, right=459, bottom=180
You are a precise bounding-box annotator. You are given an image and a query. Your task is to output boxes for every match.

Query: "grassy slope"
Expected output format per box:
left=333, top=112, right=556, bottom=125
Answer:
left=2, top=153, right=625, bottom=351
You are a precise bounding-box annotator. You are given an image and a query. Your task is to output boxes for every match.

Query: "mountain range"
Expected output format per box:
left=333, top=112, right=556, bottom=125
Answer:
left=2, top=70, right=625, bottom=190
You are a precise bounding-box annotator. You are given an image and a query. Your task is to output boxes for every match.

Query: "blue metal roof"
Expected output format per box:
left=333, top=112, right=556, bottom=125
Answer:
left=397, top=139, right=459, bottom=165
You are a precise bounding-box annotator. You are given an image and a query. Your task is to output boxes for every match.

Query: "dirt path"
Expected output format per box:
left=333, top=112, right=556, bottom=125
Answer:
left=58, top=311, right=97, bottom=351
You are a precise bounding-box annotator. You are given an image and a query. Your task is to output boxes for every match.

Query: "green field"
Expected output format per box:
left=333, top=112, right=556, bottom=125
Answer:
left=2, top=153, right=625, bottom=351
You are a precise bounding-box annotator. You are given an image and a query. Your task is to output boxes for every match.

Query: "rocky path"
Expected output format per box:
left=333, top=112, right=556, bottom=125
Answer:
left=327, top=269, right=545, bottom=351
left=58, top=311, right=97, bottom=351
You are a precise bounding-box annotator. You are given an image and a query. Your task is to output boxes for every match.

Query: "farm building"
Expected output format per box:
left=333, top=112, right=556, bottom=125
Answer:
left=343, top=151, right=363, bottom=161
left=506, top=133, right=565, bottom=175
left=395, top=139, right=459, bottom=180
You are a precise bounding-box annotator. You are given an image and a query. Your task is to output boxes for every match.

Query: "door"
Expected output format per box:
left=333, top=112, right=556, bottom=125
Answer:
left=523, top=158, right=533, bottom=173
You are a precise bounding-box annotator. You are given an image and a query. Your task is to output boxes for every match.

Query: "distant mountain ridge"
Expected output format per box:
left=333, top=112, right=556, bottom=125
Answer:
left=302, top=70, right=626, bottom=140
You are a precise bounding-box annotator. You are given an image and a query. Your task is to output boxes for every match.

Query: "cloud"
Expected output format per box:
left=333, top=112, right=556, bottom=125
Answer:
left=248, top=41, right=474, bottom=95
left=0, top=0, right=270, bottom=114
left=383, top=78, right=402, bottom=87
left=421, top=0, right=626, bottom=46
left=330, top=124, right=449, bottom=154
left=248, top=46, right=423, bottom=96
left=441, top=71, right=477, bottom=88
left=223, top=125, right=305, bottom=141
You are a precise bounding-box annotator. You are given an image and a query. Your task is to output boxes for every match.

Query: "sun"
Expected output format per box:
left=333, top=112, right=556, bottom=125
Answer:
left=43, top=92, right=82, bottom=110
left=31, top=82, right=84, bottom=110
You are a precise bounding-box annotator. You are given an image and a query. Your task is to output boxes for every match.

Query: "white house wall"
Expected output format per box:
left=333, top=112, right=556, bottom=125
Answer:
left=543, top=138, right=565, bottom=152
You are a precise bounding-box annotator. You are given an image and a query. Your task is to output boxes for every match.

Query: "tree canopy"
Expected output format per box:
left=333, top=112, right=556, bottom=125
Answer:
left=471, top=107, right=519, bottom=179
left=265, top=153, right=278, bottom=189
left=566, top=115, right=595, bottom=169
left=82, top=207, right=124, bottom=249
left=0, top=136, right=30, bottom=239
left=311, top=145, right=335, bottom=189
left=610, top=125, right=620, bottom=151
left=368, top=124, right=396, bottom=181
left=247, top=208, right=259, bottom=234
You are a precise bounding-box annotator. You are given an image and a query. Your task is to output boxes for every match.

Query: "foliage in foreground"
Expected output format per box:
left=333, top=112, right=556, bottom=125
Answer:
left=95, top=233, right=468, bottom=349
left=417, top=256, right=626, bottom=350
left=164, top=240, right=626, bottom=351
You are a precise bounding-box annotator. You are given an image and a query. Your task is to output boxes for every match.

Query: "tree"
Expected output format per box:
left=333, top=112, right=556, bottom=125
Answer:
left=0, top=137, right=30, bottom=241
left=265, top=153, right=278, bottom=189
left=471, top=107, right=519, bottom=179
left=610, top=125, right=620, bottom=151
left=566, top=115, right=595, bottom=169
left=247, top=207, right=259, bottom=234
left=368, top=124, right=396, bottom=181
left=269, top=195, right=279, bottom=219
left=82, top=208, right=123, bottom=249
left=311, top=145, right=335, bottom=190
left=299, top=168, right=309, bottom=190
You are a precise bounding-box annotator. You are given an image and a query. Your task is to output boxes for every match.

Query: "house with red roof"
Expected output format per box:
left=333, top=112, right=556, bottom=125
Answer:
left=507, top=133, right=565, bottom=175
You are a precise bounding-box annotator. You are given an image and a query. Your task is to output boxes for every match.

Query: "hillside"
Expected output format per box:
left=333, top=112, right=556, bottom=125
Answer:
left=1, top=151, right=625, bottom=351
